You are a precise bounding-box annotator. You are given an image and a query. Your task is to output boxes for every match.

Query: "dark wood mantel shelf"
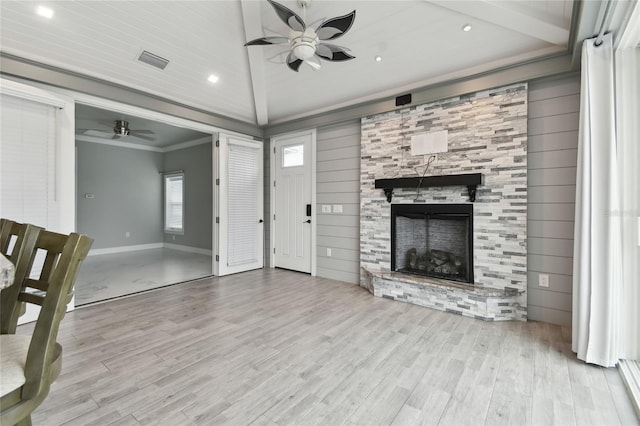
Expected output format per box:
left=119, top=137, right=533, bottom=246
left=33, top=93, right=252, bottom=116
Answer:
left=374, top=173, right=482, bottom=203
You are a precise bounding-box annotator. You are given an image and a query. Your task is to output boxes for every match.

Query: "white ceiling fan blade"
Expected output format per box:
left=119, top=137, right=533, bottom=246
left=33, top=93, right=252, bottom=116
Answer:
left=266, top=50, right=291, bottom=64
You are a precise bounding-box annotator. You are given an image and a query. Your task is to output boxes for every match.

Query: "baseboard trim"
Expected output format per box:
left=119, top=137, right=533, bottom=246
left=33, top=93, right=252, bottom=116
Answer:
left=619, top=359, right=640, bottom=419
left=88, top=243, right=163, bottom=256
left=163, top=243, right=212, bottom=256
left=89, top=243, right=212, bottom=256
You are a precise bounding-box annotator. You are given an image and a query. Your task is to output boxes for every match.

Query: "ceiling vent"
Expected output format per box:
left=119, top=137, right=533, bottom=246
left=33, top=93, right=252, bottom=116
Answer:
left=137, top=50, right=169, bottom=70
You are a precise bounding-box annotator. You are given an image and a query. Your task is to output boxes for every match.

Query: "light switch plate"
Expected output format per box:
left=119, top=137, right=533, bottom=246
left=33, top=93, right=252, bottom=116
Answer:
left=333, top=204, right=343, bottom=213
left=322, top=204, right=332, bottom=213
left=539, top=274, right=549, bottom=288
left=326, top=248, right=332, bottom=257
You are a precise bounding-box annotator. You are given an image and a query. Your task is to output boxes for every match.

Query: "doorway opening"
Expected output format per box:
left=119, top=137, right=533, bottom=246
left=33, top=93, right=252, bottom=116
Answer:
left=74, top=103, right=214, bottom=305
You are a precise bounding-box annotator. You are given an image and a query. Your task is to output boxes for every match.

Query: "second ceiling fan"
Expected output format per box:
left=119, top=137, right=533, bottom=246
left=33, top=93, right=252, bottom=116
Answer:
left=245, top=0, right=356, bottom=72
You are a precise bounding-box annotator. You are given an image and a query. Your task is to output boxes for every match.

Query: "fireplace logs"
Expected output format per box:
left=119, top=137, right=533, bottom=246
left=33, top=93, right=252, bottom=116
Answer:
left=404, top=247, right=465, bottom=279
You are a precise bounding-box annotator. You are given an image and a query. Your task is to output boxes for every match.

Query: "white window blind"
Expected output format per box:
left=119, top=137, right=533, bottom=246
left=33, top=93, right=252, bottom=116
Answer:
left=1, top=94, right=58, bottom=281
left=164, top=174, right=184, bottom=233
left=227, top=143, right=260, bottom=267
left=0, top=94, right=58, bottom=230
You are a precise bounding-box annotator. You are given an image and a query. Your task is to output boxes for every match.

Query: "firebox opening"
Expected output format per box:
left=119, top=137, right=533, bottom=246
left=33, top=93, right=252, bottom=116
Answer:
left=391, top=204, right=473, bottom=284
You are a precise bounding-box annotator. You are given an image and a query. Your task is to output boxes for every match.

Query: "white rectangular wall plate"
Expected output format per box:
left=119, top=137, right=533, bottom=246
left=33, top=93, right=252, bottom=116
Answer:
left=410, top=130, right=448, bottom=156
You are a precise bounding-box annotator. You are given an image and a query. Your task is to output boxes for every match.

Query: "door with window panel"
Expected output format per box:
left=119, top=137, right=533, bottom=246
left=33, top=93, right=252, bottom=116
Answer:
left=274, top=133, right=312, bottom=273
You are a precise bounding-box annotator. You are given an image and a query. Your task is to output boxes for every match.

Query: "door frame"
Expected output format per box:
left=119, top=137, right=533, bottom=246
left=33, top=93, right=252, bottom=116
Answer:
left=16, top=79, right=253, bottom=279
left=269, top=129, right=317, bottom=276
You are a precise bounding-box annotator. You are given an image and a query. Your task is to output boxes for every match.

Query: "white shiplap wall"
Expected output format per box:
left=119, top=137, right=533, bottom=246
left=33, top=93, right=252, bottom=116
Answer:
left=527, top=74, right=580, bottom=326
left=316, top=121, right=361, bottom=284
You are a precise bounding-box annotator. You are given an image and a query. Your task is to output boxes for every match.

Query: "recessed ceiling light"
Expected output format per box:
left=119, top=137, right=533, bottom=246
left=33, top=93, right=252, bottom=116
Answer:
left=207, top=74, right=219, bottom=84
left=375, top=56, right=383, bottom=63
left=462, top=24, right=472, bottom=32
left=36, top=5, right=54, bottom=19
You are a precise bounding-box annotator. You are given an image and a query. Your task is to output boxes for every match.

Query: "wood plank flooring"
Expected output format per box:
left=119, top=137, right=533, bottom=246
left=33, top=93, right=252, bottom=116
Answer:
left=21, top=269, right=639, bottom=425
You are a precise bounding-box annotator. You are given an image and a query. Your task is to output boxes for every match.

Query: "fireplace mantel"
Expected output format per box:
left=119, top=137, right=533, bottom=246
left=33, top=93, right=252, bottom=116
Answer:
left=374, top=173, right=482, bottom=202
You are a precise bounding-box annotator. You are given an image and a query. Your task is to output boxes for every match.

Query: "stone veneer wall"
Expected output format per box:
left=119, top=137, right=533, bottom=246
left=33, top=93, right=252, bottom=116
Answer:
left=360, top=83, right=528, bottom=316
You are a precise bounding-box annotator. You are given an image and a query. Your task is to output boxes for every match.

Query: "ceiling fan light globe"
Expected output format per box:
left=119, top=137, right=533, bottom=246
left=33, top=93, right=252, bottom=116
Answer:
left=293, top=43, right=315, bottom=60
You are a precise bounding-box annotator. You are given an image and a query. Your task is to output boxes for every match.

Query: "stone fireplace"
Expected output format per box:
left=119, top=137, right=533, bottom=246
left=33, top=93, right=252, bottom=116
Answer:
left=392, top=203, right=473, bottom=284
left=360, top=83, right=528, bottom=321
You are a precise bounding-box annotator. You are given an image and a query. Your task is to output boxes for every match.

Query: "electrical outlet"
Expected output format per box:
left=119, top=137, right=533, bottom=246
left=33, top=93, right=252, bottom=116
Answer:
left=332, top=204, right=343, bottom=213
left=172, top=235, right=176, bottom=241
left=322, top=204, right=332, bottom=213
left=326, top=248, right=332, bottom=257
left=125, top=231, right=130, bottom=238
left=539, top=274, right=549, bottom=288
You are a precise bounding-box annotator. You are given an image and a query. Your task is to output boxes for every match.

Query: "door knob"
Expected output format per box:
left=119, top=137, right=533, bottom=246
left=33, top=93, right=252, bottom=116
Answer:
left=258, top=219, right=264, bottom=223
left=303, top=219, right=311, bottom=224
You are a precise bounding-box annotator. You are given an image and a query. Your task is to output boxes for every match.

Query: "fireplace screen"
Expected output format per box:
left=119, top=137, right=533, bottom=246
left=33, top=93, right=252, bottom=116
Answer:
left=391, top=204, right=473, bottom=284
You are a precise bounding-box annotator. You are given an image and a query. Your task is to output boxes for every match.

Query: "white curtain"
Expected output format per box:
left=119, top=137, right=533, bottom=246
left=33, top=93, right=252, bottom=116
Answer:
left=615, top=42, right=640, bottom=361
left=572, top=34, right=623, bottom=367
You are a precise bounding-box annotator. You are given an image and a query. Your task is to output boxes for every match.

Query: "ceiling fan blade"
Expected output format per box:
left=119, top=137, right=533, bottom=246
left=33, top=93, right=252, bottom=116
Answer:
left=286, top=52, right=303, bottom=72
left=130, top=129, right=154, bottom=134
left=315, top=10, right=356, bottom=41
left=245, top=36, right=289, bottom=46
left=266, top=50, right=291, bottom=64
left=267, top=0, right=306, bottom=32
left=130, top=133, right=155, bottom=141
left=316, top=43, right=355, bottom=61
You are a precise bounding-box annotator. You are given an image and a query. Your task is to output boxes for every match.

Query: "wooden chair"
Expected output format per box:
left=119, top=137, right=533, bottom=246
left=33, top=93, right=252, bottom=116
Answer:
left=0, top=230, right=93, bottom=425
left=1, top=220, right=42, bottom=334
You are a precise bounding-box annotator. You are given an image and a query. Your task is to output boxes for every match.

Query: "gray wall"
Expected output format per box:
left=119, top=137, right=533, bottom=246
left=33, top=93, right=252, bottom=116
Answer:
left=76, top=141, right=163, bottom=249
left=527, top=74, right=580, bottom=326
left=309, top=75, right=580, bottom=327
left=316, top=121, right=361, bottom=284
left=163, top=142, right=213, bottom=250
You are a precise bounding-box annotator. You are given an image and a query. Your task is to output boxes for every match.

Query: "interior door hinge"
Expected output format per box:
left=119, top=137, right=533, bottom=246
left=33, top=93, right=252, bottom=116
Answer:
left=273, top=181, right=276, bottom=187
left=215, top=178, right=220, bottom=185
left=273, top=146, right=276, bottom=154
left=215, top=140, right=219, bottom=147
left=273, top=248, right=276, bottom=254
left=216, top=217, right=219, bottom=224
left=273, top=214, right=276, bottom=221
left=215, top=255, right=219, bottom=261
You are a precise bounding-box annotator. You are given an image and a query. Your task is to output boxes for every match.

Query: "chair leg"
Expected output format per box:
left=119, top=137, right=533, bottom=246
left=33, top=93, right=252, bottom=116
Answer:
left=17, top=415, right=32, bottom=426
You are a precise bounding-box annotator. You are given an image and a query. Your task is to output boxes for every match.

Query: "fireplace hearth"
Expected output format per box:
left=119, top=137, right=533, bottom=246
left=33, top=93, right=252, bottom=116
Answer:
left=391, top=204, right=473, bottom=284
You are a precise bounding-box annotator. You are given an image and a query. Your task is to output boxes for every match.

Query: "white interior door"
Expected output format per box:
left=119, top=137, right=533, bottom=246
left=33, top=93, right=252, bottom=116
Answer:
left=217, top=134, right=264, bottom=276
left=274, top=132, right=313, bottom=273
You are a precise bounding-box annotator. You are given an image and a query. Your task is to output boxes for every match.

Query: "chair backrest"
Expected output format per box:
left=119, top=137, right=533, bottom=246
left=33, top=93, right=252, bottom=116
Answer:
left=20, top=230, right=93, bottom=399
left=0, top=220, right=42, bottom=334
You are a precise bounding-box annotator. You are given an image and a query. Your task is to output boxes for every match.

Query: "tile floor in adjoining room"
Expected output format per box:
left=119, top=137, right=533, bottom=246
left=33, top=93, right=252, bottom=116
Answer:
left=75, top=248, right=212, bottom=305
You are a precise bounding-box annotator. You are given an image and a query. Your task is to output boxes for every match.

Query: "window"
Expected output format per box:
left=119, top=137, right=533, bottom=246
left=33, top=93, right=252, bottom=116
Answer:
left=282, top=144, right=304, bottom=167
left=164, top=173, right=184, bottom=233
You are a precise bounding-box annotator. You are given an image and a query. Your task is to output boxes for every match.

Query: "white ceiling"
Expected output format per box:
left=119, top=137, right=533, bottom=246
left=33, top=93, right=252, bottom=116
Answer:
left=1, top=0, right=576, bottom=136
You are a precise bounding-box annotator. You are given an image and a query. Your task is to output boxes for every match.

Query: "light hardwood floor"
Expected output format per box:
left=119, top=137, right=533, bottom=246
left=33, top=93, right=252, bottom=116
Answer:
left=22, top=269, right=639, bottom=425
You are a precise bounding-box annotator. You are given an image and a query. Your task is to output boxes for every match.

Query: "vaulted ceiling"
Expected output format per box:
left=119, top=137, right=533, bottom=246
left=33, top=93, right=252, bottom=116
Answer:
left=0, top=0, right=610, bottom=136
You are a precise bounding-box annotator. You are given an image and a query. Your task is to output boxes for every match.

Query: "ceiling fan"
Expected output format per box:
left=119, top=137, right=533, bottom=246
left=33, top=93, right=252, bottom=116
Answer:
left=78, top=120, right=155, bottom=141
left=244, top=0, right=356, bottom=72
